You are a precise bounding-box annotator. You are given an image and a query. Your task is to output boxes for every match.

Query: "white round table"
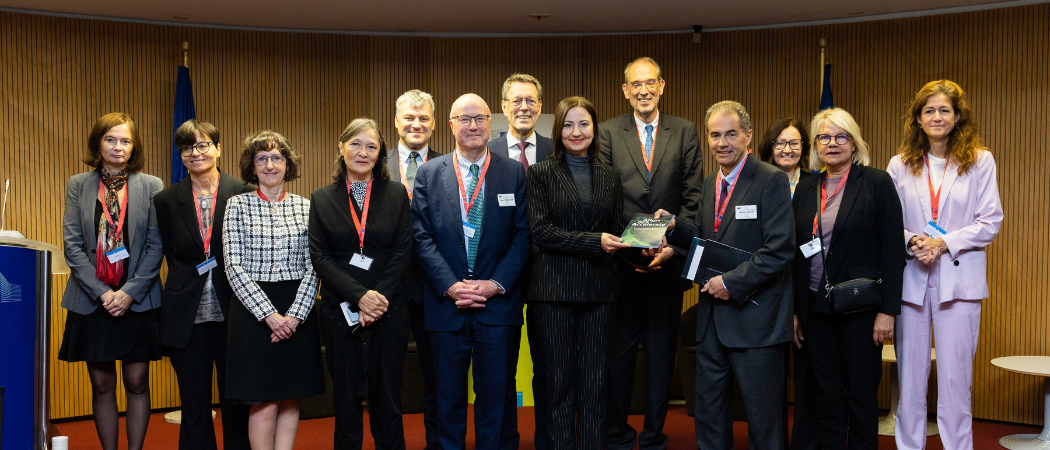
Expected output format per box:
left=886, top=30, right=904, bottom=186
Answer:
left=992, top=356, right=1050, bottom=450
left=878, top=344, right=939, bottom=437
left=163, top=409, right=216, bottom=424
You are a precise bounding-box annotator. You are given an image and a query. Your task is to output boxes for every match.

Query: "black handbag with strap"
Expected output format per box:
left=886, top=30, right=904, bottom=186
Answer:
left=815, top=176, right=883, bottom=315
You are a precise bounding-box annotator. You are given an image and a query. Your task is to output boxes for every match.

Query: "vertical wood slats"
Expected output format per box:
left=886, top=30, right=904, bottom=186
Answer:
left=1, top=4, right=1046, bottom=423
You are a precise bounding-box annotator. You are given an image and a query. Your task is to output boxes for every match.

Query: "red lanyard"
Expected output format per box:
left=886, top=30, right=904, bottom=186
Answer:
left=811, top=166, right=852, bottom=236
left=637, top=125, right=657, bottom=174
left=399, top=151, right=428, bottom=201
left=97, top=180, right=128, bottom=240
left=713, top=170, right=741, bottom=234
left=193, top=186, right=219, bottom=255
left=346, top=178, right=372, bottom=253
left=924, top=154, right=948, bottom=222
left=452, top=153, right=491, bottom=215
left=256, top=188, right=286, bottom=202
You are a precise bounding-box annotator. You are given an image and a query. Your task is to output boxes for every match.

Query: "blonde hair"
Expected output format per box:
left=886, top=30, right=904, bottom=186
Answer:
left=808, top=108, right=870, bottom=171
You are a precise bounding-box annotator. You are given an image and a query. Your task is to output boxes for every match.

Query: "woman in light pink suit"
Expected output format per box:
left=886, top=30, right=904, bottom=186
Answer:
left=886, top=80, right=1004, bottom=450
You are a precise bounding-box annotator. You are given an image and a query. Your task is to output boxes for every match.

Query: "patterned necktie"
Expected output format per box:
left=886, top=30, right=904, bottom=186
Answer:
left=466, top=164, right=484, bottom=271
left=717, top=178, right=730, bottom=213
left=406, top=151, right=420, bottom=187
left=644, top=124, right=654, bottom=178
left=517, top=141, right=529, bottom=173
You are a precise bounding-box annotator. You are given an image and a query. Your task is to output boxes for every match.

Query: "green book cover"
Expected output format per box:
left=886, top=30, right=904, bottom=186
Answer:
left=620, top=213, right=673, bottom=248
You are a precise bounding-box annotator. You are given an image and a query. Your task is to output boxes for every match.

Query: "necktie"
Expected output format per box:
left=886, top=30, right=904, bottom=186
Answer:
left=644, top=124, right=654, bottom=178
left=717, top=178, right=730, bottom=213
left=406, top=151, right=420, bottom=187
left=466, top=164, right=484, bottom=270
left=517, top=141, right=529, bottom=173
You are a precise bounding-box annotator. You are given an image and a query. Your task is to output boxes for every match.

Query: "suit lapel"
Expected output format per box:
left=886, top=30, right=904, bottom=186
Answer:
left=827, top=165, right=863, bottom=251
left=441, top=157, right=462, bottom=220
left=714, top=156, right=757, bottom=241
left=588, top=164, right=611, bottom=228
left=619, top=118, right=650, bottom=182
left=648, top=112, right=671, bottom=177
left=937, top=159, right=959, bottom=222
left=125, top=173, right=141, bottom=247
left=552, top=162, right=588, bottom=223
left=911, top=162, right=934, bottom=224
left=388, top=150, right=403, bottom=185
left=177, top=178, right=206, bottom=255
left=479, top=154, right=502, bottom=245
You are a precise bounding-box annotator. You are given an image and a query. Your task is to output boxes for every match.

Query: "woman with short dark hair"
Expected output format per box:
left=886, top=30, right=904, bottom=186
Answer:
left=59, top=112, right=164, bottom=450
left=223, top=130, right=322, bottom=450
left=309, top=118, right=413, bottom=449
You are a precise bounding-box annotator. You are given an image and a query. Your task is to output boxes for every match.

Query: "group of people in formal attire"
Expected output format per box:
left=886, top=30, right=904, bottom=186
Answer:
left=59, top=56, right=1003, bottom=450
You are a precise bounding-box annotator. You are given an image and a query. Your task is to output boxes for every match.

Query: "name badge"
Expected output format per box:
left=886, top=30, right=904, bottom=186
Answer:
left=106, top=246, right=130, bottom=263
left=735, top=205, right=758, bottom=220
left=339, top=302, right=360, bottom=327
left=800, top=237, right=822, bottom=258
left=196, top=257, right=218, bottom=275
left=923, top=221, right=946, bottom=239
left=463, top=222, right=477, bottom=239
left=350, top=253, right=374, bottom=270
left=498, top=193, right=516, bottom=207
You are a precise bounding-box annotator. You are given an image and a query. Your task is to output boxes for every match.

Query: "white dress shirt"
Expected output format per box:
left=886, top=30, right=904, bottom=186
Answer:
left=397, top=142, right=429, bottom=190
left=506, top=131, right=537, bottom=165
left=453, top=149, right=504, bottom=292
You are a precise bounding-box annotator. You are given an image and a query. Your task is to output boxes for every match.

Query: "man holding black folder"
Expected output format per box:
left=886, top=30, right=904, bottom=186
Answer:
left=657, top=101, right=794, bottom=450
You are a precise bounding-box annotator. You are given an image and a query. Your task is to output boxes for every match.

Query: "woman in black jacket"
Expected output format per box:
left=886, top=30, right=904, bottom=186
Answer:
left=309, top=118, right=413, bottom=450
left=526, top=97, right=630, bottom=450
left=792, top=108, right=905, bottom=450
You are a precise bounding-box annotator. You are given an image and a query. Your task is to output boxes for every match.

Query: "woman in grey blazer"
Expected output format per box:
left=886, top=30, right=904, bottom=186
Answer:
left=58, top=112, right=164, bottom=450
left=526, top=97, right=630, bottom=450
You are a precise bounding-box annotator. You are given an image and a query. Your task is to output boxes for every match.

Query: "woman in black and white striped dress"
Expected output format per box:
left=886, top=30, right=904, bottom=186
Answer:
left=222, top=130, right=323, bottom=450
left=526, top=97, right=630, bottom=450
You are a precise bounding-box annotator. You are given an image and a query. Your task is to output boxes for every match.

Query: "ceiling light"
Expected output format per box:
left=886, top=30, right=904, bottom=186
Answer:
left=528, top=14, right=550, bottom=20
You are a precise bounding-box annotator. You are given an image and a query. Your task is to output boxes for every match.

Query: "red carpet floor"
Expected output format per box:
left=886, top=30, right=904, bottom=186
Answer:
left=52, top=405, right=1041, bottom=449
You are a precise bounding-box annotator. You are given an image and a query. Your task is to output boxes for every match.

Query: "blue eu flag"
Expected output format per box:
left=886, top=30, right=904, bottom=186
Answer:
left=172, top=65, right=196, bottom=184
left=820, top=63, right=834, bottom=110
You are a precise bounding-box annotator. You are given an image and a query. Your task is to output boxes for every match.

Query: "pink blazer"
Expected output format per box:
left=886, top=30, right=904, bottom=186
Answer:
left=886, top=150, right=1003, bottom=305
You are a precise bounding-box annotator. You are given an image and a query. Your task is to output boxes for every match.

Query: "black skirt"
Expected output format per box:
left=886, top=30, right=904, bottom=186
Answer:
left=225, top=280, right=325, bottom=402
left=58, top=307, right=162, bottom=363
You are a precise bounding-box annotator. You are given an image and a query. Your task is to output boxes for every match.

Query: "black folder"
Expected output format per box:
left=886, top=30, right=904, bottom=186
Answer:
left=681, top=237, right=753, bottom=284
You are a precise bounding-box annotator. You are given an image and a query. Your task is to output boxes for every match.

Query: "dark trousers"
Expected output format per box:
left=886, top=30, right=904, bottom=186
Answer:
left=606, top=275, right=682, bottom=450
left=431, top=315, right=520, bottom=450
left=789, top=341, right=820, bottom=450
left=505, top=304, right=551, bottom=450
left=322, top=307, right=409, bottom=450
left=534, top=302, right=613, bottom=450
left=694, top=312, right=785, bottom=450
left=806, top=304, right=882, bottom=450
left=167, top=321, right=250, bottom=450
left=409, top=301, right=439, bottom=450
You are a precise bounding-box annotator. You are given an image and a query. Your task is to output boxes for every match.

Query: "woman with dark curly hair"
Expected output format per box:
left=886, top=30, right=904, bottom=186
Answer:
left=887, top=80, right=1003, bottom=450
left=222, top=130, right=323, bottom=450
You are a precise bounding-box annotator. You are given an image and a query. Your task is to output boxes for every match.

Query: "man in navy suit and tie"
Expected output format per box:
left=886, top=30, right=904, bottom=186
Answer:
left=387, top=89, right=439, bottom=450
left=487, top=73, right=553, bottom=450
left=412, top=93, right=531, bottom=450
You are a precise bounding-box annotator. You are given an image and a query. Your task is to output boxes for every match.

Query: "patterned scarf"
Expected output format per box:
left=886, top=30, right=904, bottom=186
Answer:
left=96, top=169, right=129, bottom=286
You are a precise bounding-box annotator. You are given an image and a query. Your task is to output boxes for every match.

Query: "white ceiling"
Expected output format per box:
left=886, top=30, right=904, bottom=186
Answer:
left=0, top=0, right=1038, bottom=34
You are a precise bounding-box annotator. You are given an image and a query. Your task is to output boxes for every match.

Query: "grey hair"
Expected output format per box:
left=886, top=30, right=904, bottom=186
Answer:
left=704, top=100, right=752, bottom=134
left=395, top=89, right=436, bottom=116
left=623, top=57, right=663, bottom=85
left=501, top=74, right=543, bottom=101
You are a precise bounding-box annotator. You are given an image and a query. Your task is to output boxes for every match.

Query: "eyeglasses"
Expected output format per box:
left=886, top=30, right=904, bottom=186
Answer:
left=506, top=98, right=538, bottom=108
left=815, top=134, right=851, bottom=145
left=254, top=154, right=286, bottom=166
left=628, top=80, right=659, bottom=92
left=451, top=115, right=490, bottom=126
left=775, top=140, right=802, bottom=150
left=178, top=142, right=214, bottom=156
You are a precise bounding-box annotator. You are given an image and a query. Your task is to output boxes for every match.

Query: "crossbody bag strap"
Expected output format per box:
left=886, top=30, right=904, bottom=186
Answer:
left=816, top=176, right=833, bottom=298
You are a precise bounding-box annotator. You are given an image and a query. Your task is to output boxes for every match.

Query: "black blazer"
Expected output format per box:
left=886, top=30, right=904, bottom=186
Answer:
left=791, top=164, right=906, bottom=324
left=309, top=178, right=413, bottom=332
left=598, top=111, right=703, bottom=292
left=667, top=154, right=795, bottom=348
left=386, top=146, right=436, bottom=306
left=155, top=172, right=254, bottom=349
left=526, top=158, right=626, bottom=303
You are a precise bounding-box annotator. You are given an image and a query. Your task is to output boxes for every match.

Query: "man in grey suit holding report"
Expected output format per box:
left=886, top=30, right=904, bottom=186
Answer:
left=599, top=57, right=703, bottom=450
left=658, top=100, right=794, bottom=450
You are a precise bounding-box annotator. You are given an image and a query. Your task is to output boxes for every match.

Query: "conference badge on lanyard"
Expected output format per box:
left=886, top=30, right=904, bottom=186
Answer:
left=193, top=186, right=219, bottom=275
left=347, top=178, right=375, bottom=270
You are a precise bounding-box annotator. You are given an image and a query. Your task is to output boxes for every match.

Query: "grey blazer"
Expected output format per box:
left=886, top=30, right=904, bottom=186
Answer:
left=61, top=170, right=164, bottom=315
